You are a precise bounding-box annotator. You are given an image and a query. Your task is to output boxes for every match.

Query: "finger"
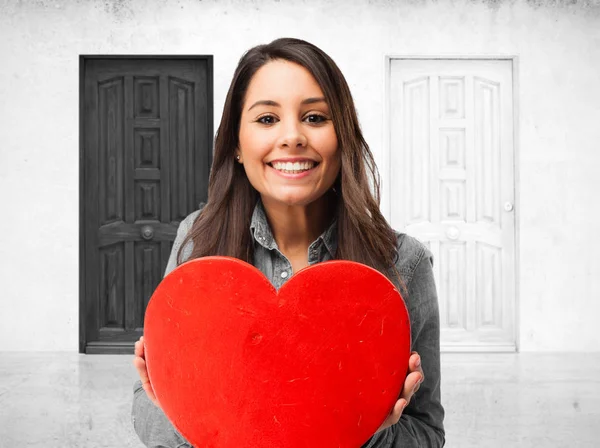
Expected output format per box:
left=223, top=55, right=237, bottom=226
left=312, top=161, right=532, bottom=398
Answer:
left=408, top=352, right=425, bottom=387
left=408, top=351, right=418, bottom=363
left=400, top=371, right=423, bottom=405
left=409, top=352, right=424, bottom=375
left=412, top=354, right=425, bottom=395
left=134, top=336, right=145, bottom=356
left=404, top=371, right=423, bottom=394
left=133, top=356, right=150, bottom=385
left=376, top=399, right=406, bottom=434
left=387, top=399, right=404, bottom=425
left=413, top=377, right=422, bottom=395
left=394, top=398, right=407, bottom=419
left=133, top=356, right=158, bottom=406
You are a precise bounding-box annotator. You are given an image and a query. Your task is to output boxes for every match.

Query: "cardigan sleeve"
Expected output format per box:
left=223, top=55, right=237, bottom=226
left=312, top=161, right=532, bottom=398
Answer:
left=131, top=211, right=200, bottom=448
left=362, top=235, right=445, bottom=447
left=164, top=209, right=201, bottom=276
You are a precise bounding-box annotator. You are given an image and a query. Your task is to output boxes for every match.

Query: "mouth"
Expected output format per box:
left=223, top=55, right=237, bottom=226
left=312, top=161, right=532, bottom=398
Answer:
left=267, top=160, right=320, bottom=174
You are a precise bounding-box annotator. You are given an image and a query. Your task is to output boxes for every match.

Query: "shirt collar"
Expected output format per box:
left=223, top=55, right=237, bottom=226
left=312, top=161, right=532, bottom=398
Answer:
left=249, top=199, right=338, bottom=257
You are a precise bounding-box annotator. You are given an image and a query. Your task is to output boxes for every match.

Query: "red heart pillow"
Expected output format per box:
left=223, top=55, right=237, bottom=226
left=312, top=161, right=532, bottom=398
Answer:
left=144, top=256, right=410, bottom=448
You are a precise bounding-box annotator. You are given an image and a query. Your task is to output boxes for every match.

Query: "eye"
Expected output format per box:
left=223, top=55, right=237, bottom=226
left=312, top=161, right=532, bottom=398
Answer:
left=256, top=114, right=278, bottom=125
left=304, top=114, right=328, bottom=124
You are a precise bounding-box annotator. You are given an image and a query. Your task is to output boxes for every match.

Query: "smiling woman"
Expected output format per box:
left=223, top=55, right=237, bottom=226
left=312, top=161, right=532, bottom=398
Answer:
left=132, top=37, right=445, bottom=448
left=237, top=60, right=340, bottom=213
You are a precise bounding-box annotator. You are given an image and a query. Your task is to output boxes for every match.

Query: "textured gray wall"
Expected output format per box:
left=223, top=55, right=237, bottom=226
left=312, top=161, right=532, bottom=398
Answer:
left=1, top=0, right=599, bottom=351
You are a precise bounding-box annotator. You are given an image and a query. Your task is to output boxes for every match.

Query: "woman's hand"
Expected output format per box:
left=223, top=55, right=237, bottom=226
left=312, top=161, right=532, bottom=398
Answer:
left=134, top=340, right=424, bottom=430
left=375, top=351, right=424, bottom=434
left=133, top=336, right=160, bottom=408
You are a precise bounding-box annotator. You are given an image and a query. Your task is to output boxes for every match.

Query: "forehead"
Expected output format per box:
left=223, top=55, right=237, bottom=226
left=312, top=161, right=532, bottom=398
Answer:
left=244, top=59, right=324, bottom=103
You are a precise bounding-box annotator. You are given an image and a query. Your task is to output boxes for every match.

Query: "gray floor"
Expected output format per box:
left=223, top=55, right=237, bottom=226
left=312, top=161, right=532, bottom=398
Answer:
left=0, top=352, right=598, bottom=447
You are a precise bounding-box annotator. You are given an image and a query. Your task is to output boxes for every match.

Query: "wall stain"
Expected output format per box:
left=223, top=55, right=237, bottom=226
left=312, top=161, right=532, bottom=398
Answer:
left=101, top=0, right=134, bottom=22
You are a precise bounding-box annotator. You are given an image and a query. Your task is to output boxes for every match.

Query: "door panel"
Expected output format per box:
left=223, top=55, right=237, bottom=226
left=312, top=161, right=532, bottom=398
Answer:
left=390, top=59, right=516, bottom=351
left=81, top=57, right=213, bottom=354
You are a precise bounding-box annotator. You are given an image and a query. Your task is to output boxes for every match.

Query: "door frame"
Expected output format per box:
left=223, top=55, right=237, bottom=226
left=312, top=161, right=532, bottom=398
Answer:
left=382, top=55, right=521, bottom=352
left=78, top=55, right=214, bottom=353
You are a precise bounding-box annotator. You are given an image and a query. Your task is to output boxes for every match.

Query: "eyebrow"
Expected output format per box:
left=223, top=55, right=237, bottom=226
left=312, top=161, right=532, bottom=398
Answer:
left=247, top=97, right=327, bottom=111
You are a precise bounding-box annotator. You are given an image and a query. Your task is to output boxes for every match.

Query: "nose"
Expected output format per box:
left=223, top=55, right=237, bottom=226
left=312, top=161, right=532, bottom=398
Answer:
left=277, top=120, right=308, bottom=149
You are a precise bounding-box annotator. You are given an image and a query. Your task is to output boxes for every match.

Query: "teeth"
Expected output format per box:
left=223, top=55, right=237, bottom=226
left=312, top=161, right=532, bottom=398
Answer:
left=271, top=161, right=315, bottom=172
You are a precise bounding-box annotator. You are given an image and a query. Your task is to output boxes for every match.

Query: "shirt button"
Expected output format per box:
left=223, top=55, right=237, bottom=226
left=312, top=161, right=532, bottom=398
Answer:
left=281, top=271, right=289, bottom=279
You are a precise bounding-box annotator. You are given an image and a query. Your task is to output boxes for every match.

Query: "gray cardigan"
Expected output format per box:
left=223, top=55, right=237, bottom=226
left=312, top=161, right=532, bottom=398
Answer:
left=132, top=201, right=445, bottom=447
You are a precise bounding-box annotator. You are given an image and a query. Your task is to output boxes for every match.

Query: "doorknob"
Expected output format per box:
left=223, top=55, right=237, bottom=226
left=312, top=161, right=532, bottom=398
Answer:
left=504, top=202, right=514, bottom=212
left=446, top=226, right=459, bottom=240
left=141, top=225, right=154, bottom=241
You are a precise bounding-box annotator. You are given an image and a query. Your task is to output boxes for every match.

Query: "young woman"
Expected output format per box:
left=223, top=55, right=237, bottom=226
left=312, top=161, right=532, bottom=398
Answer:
left=132, top=37, right=445, bottom=447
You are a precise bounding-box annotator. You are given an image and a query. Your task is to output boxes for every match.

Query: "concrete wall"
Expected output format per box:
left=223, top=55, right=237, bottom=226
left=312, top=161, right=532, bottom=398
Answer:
left=1, top=0, right=599, bottom=351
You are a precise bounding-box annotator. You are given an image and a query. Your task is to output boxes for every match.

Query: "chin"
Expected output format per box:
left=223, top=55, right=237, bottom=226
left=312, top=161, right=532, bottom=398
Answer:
left=277, top=197, right=313, bottom=207
left=262, top=185, right=332, bottom=209
left=264, top=192, right=316, bottom=208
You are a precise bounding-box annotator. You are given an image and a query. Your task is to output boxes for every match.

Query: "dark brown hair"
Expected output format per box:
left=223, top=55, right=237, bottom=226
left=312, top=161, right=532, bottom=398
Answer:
left=178, top=37, right=400, bottom=281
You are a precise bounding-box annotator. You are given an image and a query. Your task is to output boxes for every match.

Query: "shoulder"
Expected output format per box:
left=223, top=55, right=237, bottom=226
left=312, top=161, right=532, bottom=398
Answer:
left=392, top=232, right=439, bottom=337
left=168, top=204, right=206, bottom=271
left=393, top=231, right=434, bottom=289
left=176, top=207, right=203, bottom=236
left=175, top=201, right=207, bottom=236
left=172, top=203, right=204, bottom=261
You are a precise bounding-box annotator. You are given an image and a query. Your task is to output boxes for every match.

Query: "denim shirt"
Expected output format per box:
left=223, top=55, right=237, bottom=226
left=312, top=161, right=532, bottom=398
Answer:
left=132, top=201, right=445, bottom=447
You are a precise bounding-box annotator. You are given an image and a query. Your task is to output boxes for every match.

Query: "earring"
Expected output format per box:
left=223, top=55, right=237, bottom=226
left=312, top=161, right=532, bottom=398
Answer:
left=236, top=155, right=240, bottom=161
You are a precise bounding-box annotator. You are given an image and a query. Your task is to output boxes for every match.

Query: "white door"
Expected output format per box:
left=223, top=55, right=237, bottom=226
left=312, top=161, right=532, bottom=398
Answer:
left=389, top=59, right=516, bottom=351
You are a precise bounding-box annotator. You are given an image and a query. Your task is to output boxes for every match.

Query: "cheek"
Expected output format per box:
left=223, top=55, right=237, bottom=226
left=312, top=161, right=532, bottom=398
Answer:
left=238, top=127, right=252, bottom=157
left=320, top=134, right=340, bottom=169
left=311, top=128, right=338, bottom=157
left=239, top=129, right=273, bottom=162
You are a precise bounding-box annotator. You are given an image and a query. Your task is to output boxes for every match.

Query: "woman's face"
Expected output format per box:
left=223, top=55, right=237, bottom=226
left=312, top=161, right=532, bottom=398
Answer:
left=237, top=59, right=340, bottom=208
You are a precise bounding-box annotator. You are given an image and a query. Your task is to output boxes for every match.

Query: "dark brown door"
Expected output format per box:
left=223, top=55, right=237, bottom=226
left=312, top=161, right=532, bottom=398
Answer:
left=80, top=57, right=213, bottom=354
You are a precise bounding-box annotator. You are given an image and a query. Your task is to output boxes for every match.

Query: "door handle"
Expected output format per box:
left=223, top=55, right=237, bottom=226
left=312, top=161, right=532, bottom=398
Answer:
left=446, top=226, right=459, bottom=240
left=141, top=225, right=155, bottom=241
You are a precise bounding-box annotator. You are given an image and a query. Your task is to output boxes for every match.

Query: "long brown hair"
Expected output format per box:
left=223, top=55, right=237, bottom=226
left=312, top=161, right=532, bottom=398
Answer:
left=178, top=38, right=400, bottom=280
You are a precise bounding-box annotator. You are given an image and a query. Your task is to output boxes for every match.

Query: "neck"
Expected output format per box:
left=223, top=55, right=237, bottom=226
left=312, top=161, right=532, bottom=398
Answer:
left=260, top=192, right=336, bottom=256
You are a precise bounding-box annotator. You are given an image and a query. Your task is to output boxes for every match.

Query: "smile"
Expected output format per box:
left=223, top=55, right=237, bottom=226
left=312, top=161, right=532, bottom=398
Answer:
left=268, top=160, right=319, bottom=174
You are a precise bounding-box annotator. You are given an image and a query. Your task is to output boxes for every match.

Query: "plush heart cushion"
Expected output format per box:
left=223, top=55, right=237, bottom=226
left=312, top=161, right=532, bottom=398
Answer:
left=144, top=256, right=410, bottom=448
